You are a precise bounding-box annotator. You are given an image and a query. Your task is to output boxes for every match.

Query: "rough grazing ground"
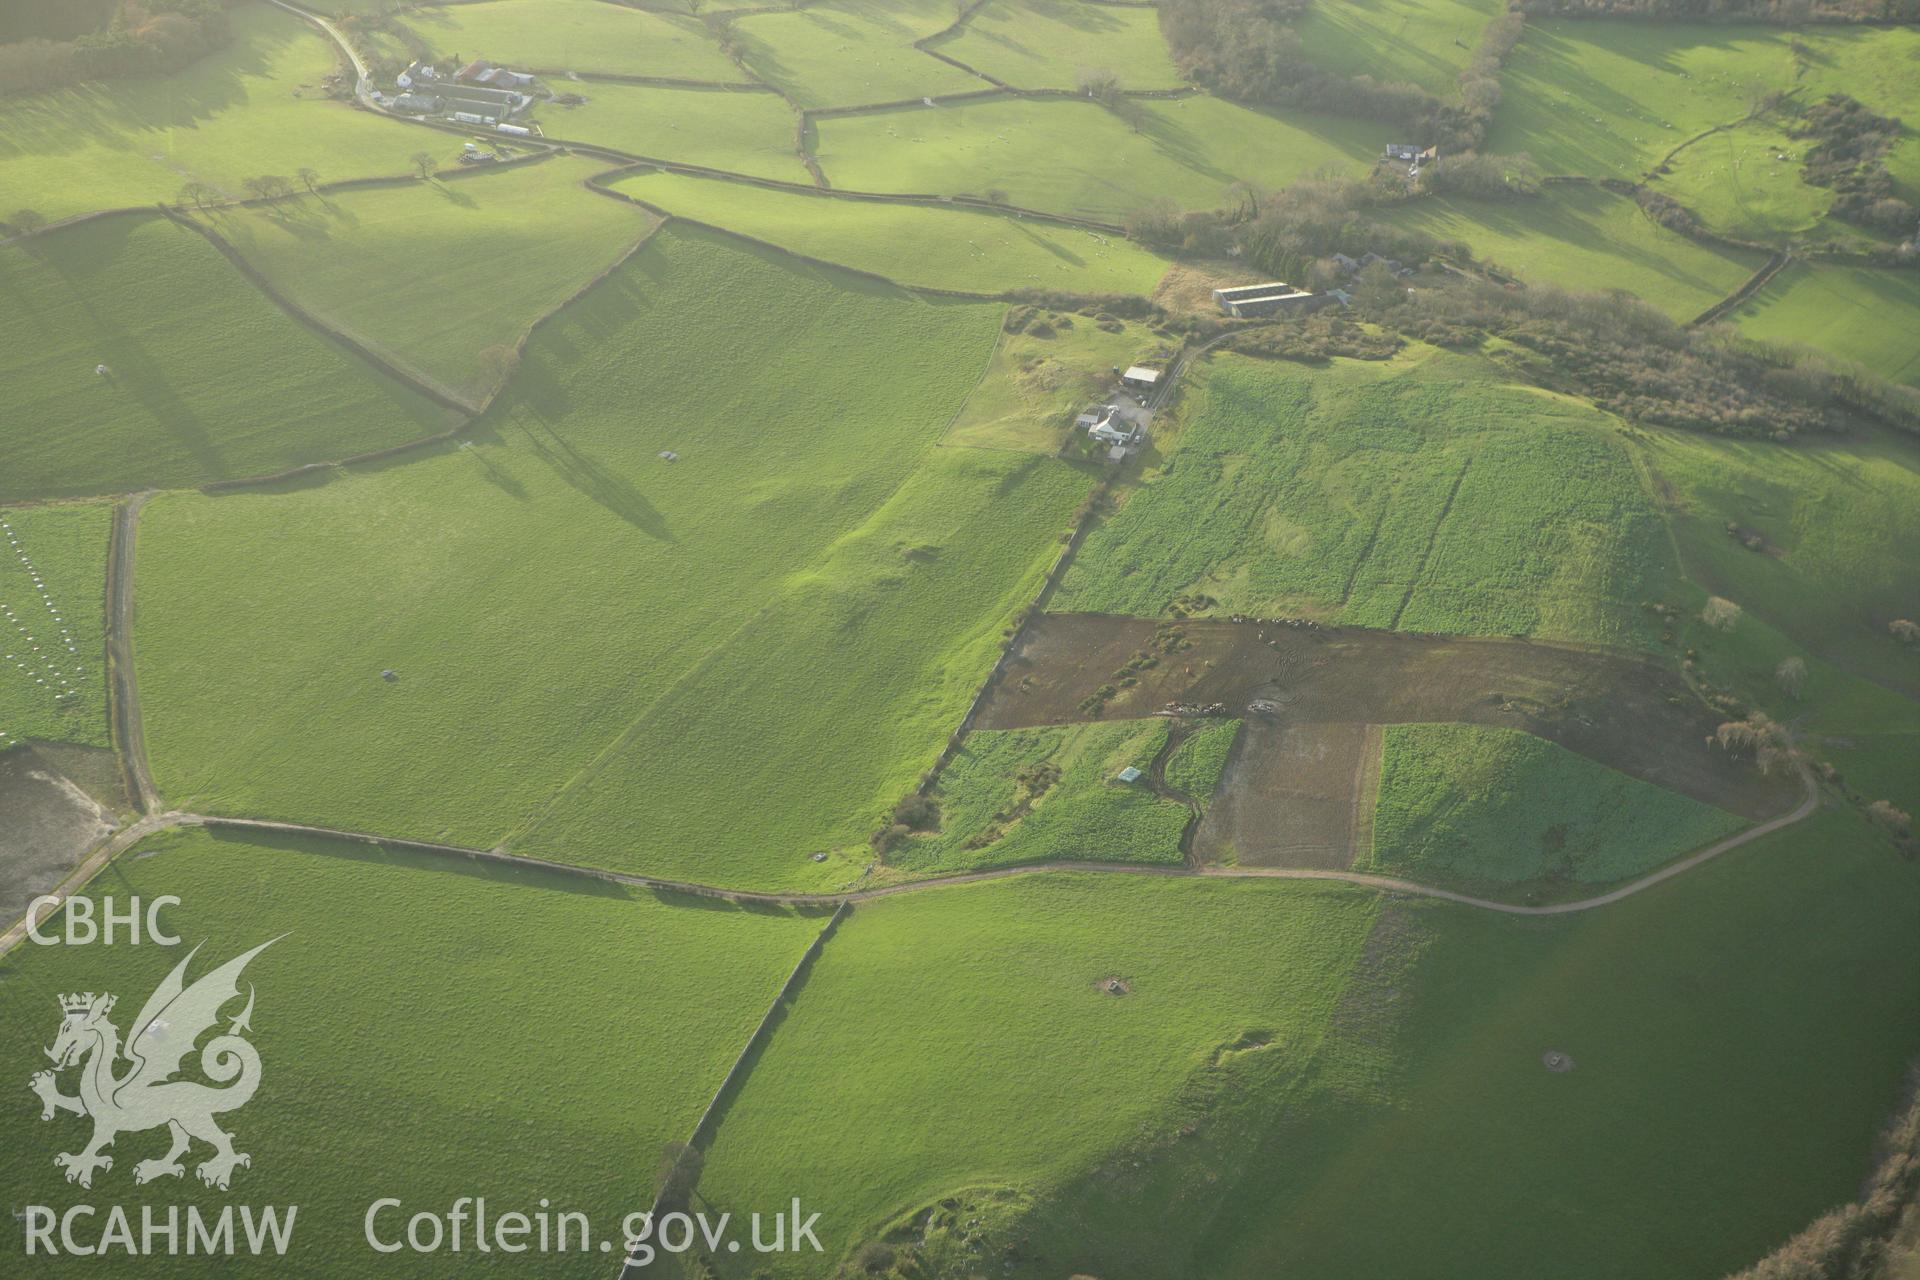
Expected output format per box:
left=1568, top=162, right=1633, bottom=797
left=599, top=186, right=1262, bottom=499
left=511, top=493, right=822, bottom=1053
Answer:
left=1377, top=184, right=1764, bottom=320
left=0, top=502, right=110, bottom=748
left=609, top=167, right=1171, bottom=295
left=1055, top=351, right=1677, bottom=650
left=945, top=314, right=1169, bottom=452
left=0, top=214, right=455, bottom=501
left=136, top=228, right=1087, bottom=891
left=0, top=826, right=823, bottom=1278
left=0, top=6, right=439, bottom=224
left=1364, top=722, right=1745, bottom=894
left=886, top=719, right=1188, bottom=875
left=695, top=811, right=1920, bottom=1278
left=1730, top=263, right=1920, bottom=387
left=195, top=155, right=657, bottom=400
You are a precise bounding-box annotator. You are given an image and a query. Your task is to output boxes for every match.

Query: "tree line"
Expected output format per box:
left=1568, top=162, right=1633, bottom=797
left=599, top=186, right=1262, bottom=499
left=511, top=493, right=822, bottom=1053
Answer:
left=0, top=0, right=239, bottom=97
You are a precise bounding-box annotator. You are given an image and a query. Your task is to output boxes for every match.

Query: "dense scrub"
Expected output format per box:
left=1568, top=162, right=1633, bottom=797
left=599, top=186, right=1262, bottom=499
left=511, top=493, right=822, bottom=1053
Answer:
left=0, top=0, right=238, bottom=96
left=1790, top=93, right=1918, bottom=236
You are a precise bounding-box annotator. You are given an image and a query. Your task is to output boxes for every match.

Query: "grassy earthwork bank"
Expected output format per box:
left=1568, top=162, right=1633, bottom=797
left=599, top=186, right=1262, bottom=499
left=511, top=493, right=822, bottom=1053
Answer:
left=0, top=825, right=825, bottom=1277
left=188, top=154, right=659, bottom=401
left=0, top=502, right=112, bottom=749
left=608, top=167, right=1172, bottom=296
left=134, top=226, right=1091, bottom=891
left=1055, top=348, right=1678, bottom=650
left=694, top=808, right=1920, bottom=1278
left=932, top=0, right=1185, bottom=91
left=732, top=0, right=983, bottom=108
left=0, top=212, right=457, bottom=501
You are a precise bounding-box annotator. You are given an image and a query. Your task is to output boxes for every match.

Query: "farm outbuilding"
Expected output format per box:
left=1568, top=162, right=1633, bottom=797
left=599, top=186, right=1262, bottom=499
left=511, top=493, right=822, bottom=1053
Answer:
left=1212, top=283, right=1316, bottom=319
left=1120, top=366, right=1161, bottom=392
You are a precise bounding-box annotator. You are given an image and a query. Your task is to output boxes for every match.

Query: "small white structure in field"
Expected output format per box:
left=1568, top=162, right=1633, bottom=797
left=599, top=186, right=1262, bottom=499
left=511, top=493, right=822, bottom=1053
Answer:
left=1115, top=766, right=1143, bottom=784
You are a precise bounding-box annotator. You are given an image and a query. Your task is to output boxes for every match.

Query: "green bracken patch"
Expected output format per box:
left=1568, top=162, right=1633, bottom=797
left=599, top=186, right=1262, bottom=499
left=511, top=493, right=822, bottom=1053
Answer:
left=1364, top=721, right=1744, bottom=895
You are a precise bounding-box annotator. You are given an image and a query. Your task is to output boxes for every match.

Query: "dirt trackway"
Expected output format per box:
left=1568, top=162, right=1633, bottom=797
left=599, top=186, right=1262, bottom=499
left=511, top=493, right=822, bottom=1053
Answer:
left=0, top=767, right=1819, bottom=955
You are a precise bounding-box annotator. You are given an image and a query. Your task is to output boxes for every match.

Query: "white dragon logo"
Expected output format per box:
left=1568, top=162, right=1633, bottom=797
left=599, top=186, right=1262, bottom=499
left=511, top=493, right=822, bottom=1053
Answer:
left=29, top=938, right=279, bottom=1191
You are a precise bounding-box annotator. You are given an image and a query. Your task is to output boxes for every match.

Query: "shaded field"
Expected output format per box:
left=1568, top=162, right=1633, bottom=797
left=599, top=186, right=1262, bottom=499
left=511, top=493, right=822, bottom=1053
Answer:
left=981, top=613, right=1796, bottom=820
left=1376, top=183, right=1764, bottom=320
left=1054, top=351, right=1678, bottom=650
left=1295, top=0, right=1503, bottom=98
left=400, top=0, right=742, bottom=82
left=1652, top=116, right=1837, bottom=243
left=693, top=808, right=1920, bottom=1278
left=0, top=825, right=824, bottom=1278
left=536, top=82, right=809, bottom=182
left=1363, top=721, right=1745, bottom=895
left=0, top=502, right=111, bottom=747
left=1490, top=19, right=1920, bottom=182
left=190, top=155, right=657, bottom=401
left=609, top=167, right=1171, bottom=295
left=0, top=5, right=442, bottom=223
left=815, top=94, right=1387, bottom=218
left=1636, top=424, right=1920, bottom=694
left=136, top=227, right=1090, bottom=892
left=734, top=0, right=983, bottom=107
left=0, top=213, right=456, bottom=501
left=934, top=0, right=1185, bottom=90
left=1728, top=262, right=1920, bottom=386
left=886, top=719, right=1188, bottom=876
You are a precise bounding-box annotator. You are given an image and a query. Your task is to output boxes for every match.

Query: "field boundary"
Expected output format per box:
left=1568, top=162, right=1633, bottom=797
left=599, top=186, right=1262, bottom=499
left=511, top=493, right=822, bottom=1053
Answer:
left=105, top=493, right=158, bottom=816
left=0, top=764, right=1822, bottom=961
left=1691, top=250, right=1792, bottom=326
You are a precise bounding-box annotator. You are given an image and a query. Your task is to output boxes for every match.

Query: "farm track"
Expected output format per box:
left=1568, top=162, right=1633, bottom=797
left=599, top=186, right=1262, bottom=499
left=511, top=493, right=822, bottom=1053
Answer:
left=1, top=766, right=1820, bottom=960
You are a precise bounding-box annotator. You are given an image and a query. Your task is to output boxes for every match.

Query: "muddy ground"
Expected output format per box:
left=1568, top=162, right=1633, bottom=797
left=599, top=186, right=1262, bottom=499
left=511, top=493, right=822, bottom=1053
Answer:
left=0, top=745, right=124, bottom=927
left=977, top=614, right=1797, bottom=869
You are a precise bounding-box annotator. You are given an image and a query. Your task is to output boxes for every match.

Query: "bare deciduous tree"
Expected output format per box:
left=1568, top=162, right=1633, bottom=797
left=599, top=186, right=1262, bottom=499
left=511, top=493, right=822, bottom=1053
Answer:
left=1774, top=656, right=1807, bottom=700
left=1701, top=596, right=1743, bottom=631
left=410, top=151, right=439, bottom=179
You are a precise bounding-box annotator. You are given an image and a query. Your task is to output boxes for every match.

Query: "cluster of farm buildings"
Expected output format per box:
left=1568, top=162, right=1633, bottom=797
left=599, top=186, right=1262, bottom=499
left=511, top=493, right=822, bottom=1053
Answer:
left=376, top=60, right=540, bottom=136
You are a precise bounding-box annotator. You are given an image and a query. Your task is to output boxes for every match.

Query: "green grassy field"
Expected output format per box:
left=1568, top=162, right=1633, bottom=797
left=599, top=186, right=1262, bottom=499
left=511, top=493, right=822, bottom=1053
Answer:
left=0, top=825, right=824, bottom=1277
left=933, top=0, right=1185, bottom=90
left=1364, top=722, right=1745, bottom=895
left=1377, top=183, right=1765, bottom=320
left=1653, top=117, right=1837, bottom=243
left=608, top=167, right=1171, bottom=295
left=1634, top=424, right=1920, bottom=694
left=1729, top=262, right=1920, bottom=386
left=946, top=313, right=1169, bottom=452
left=1165, top=717, right=1239, bottom=805
left=694, top=808, right=1920, bottom=1277
left=733, top=0, right=984, bottom=107
left=1295, top=0, right=1503, bottom=98
left=534, top=82, right=808, bottom=181
left=694, top=872, right=1388, bottom=1276
left=0, top=503, right=111, bottom=750
left=815, top=94, right=1387, bottom=217
left=0, top=213, right=457, bottom=501
left=135, top=226, right=1088, bottom=891
left=1491, top=19, right=1920, bottom=186
left=400, top=0, right=743, bottom=82
left=191, top=156, right=657, bottom=401
left=887, top=719, right=1187, bottom=875
left=0, top=5, right=441, bottom=224
left=1055, top=350, right=1678, bottom=650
